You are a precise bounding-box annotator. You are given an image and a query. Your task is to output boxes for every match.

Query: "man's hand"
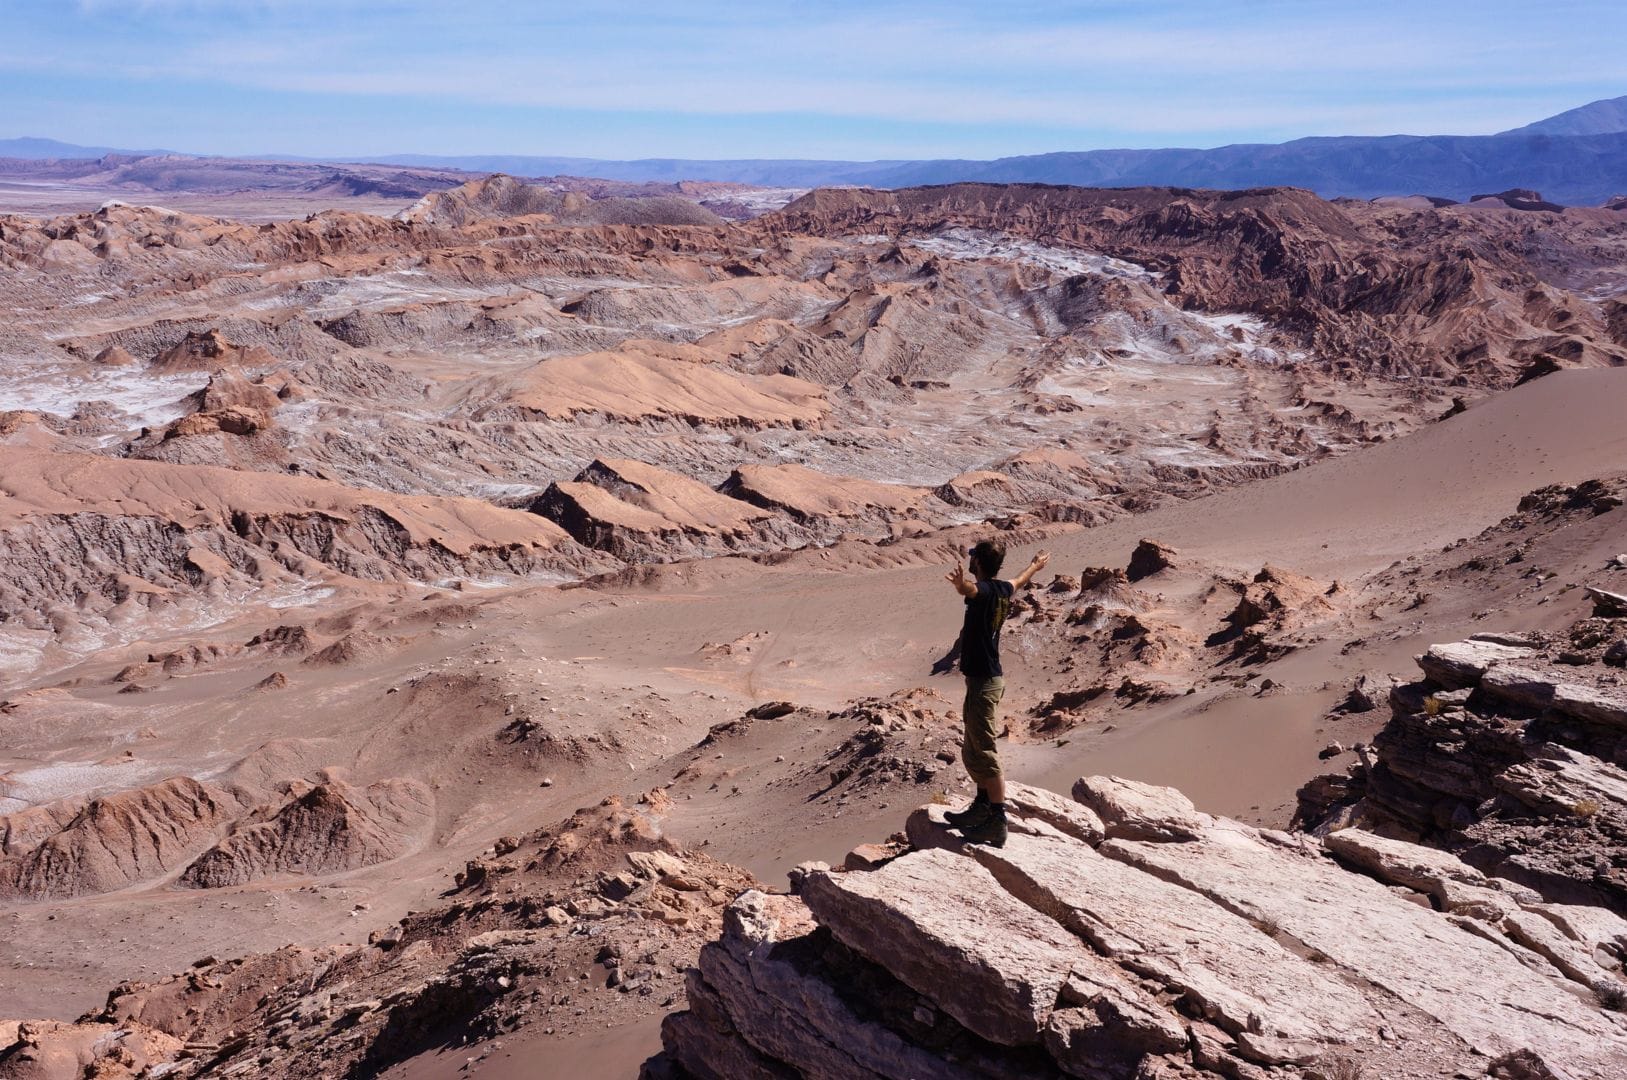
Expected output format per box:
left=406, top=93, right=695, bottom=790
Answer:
left=1011, top=548, right=1052, bottom=589
left=945, top=553, right=977, bottom=598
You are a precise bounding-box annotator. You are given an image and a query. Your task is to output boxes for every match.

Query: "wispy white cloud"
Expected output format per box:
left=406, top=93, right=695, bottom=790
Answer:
left=6, top=0, right=1624, bottom=156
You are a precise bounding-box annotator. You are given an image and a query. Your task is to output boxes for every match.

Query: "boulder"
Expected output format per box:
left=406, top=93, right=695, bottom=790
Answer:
left=1479, top=662, right=1627, bottom=728
left=164, top=405, right=274, bottom=439
left=1070, top=775, right=1204, bottom=842
left=842, top=842, right=904, bottom=871
left=1344, top=673, right=1390, bottom=713
left=1587, top=587, right=1627, bottom=619
left=1125, top=539, right=1176, bottom=582
left=1002, top=782, right=1105, bottom=844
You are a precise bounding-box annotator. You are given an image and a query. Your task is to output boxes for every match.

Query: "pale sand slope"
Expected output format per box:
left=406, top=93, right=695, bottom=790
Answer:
left=1095, top=367, right=1627, bottom=578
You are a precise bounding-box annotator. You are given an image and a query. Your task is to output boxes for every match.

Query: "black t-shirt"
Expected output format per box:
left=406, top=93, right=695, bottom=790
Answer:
left=960, top=579, right=1014, bottom=679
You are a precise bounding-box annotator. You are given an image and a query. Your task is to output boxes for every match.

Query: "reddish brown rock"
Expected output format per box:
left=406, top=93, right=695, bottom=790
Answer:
left=0, top=778, right=242, bottom=900
left=1125, top=539, right=1177, bottom=581
left=179, top=776, right=433, bottom=887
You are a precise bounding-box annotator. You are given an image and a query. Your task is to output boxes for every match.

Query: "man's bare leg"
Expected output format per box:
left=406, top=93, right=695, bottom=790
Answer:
left=981, top=777, right=1006, bottom=805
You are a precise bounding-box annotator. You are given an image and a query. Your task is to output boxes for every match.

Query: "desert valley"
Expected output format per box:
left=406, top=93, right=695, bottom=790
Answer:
left=1, top=118, right=1627, bottom=1080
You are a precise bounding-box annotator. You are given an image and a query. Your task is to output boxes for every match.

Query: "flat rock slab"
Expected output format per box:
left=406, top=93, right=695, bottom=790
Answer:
left=1495, top=746, right=1627, bottom=816
left=1525, top=902, right=1627, bottom=966
left=1479, top=661, right=1627, bottom=729
left=904, top=809, right=1190, bottom=1067
left=1325, top=828, right=1542, bottom=908
left=1104, top=820, right=1627, bottom=1074
left=1418, top=640, right=1538, bottom=690
left=799, top=848, right=1090, bottom=1046
left=963, top=830, right=1376, bottom=1056
left=1070, top=775, right=1204, bottom=842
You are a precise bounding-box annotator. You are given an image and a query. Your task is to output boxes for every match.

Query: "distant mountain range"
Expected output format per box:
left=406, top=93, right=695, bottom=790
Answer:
left=0, top=135, right=173, bottom=159
left=7, top=94, right=1627, bottom=205
left=1503, top=95, right=1627, bottom=137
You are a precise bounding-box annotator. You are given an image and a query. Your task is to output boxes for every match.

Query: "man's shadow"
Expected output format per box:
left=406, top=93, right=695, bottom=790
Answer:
left=929, top=638, right=961, bottom=676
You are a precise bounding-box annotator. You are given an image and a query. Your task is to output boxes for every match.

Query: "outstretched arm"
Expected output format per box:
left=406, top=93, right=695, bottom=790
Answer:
left=1009, top=549, right=1051, bottom=590
left=944, top=545, right=978, bottom=598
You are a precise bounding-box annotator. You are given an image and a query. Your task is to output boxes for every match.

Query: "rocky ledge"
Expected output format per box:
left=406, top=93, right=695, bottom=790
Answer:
left=1297, top=597, right=1627, bottom=913
left=646, top=776, right=1627, bottom=1079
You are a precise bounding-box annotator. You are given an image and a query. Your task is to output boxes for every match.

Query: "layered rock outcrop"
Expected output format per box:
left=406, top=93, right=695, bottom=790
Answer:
left=720, top=463, right=929, bottom=527
left=1296, top=611, right=1627, bottom=913
left=650, top=778, right=1627, bottom=1079
left=0, top=778, right=242, bottom=901
left=531, top=457, right=773, bottom=561
left=531, top=456, right=955, bottom=560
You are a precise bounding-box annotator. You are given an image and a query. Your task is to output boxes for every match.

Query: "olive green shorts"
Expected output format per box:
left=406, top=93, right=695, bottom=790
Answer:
left=961, top=676, right=1006, bottom=783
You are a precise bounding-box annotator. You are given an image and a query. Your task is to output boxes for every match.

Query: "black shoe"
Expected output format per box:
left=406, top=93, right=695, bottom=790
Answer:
left=961, top=807, right=1007, bottom=848
left=945, top=795, right=991, bottom=829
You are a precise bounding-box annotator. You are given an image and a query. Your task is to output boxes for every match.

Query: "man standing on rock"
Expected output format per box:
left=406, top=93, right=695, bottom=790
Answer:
left=943, top=540, right=1048, bottom=847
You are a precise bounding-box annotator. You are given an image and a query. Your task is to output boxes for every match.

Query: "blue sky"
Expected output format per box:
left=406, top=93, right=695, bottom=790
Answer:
left=3, top=1, right=1623, bottom=160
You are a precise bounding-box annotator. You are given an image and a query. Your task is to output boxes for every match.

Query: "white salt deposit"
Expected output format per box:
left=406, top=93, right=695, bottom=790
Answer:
left=0, top=628, right=56, bottom=691
left=0, top=360, right=205, bottom=428
left=266, top=586, right=336, bottom=610
left=236, top=272, right=502, bottom=317
left=907, top=228, right=1159, bottom=282
left=0, top=758, right=172, bottom=807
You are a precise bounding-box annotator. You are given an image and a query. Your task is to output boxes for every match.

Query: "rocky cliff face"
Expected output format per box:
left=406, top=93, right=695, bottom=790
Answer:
left=648, top=777, right=1627, bottom=1079
left=0, top=449, right=617, bottom=652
